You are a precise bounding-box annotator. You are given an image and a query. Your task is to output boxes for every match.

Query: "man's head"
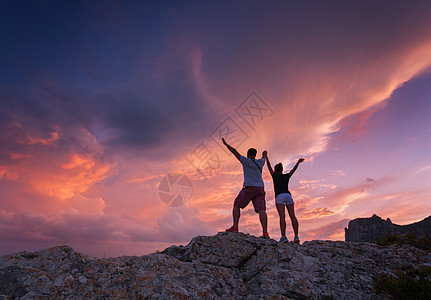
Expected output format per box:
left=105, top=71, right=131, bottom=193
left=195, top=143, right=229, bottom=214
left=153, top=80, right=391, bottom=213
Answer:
left=274, top=163, right=283, bottom=173
left=247, top=148, right=257, bottom=158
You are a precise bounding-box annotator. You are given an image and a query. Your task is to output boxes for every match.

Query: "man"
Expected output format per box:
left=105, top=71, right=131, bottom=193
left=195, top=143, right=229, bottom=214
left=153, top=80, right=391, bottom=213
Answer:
left=222, top=138, right=269, bottom=238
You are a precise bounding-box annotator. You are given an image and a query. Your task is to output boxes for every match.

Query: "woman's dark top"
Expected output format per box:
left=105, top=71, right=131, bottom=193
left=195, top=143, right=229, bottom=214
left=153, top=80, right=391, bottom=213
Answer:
left=272, top=173, right=291, bottom=197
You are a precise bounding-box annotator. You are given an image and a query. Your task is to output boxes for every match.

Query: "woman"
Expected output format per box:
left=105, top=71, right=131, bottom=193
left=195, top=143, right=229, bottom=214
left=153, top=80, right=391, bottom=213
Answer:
left=263, top=151, right=304, bottom=243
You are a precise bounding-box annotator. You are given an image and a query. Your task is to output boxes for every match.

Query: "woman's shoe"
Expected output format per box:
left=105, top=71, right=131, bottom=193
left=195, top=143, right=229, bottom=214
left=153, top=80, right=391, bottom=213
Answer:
left=279, top=236, right=288, bottom=243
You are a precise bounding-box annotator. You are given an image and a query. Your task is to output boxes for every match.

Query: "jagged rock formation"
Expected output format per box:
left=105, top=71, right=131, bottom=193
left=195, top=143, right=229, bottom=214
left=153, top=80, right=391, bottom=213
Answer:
left=345, top=214, right=431, bottom=242
left=1, top=232, right=431, bottom=299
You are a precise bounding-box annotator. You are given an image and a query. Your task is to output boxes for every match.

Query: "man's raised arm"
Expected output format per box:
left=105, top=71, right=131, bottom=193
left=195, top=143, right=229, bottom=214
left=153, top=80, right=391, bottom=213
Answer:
left=289, top=158, right=305, bottom=176
left=222, top=138, right=241, bottom=161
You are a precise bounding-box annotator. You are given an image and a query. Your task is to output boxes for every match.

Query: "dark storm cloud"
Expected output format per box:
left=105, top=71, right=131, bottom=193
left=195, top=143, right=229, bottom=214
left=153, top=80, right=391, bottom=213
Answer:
left=3, top=0, right=431, bottom=157
left=0, top=208, right=212, bottom=244
left=0, top=1, right=222, bottom=158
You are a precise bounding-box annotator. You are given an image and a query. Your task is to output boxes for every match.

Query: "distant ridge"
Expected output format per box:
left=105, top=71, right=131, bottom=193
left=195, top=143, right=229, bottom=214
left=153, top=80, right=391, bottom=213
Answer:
left=345, top=214, right=431, bottom=242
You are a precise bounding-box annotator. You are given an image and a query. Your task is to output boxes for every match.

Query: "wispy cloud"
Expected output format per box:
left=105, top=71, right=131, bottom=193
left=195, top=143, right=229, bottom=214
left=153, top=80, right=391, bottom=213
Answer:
left=414, top=165, right=431, bottom=176
left=1, top=1, right=431, bottom=256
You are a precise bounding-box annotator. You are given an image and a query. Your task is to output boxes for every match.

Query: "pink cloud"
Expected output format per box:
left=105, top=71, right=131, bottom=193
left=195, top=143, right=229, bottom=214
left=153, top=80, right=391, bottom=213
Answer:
left=302, top=219, right=350, bottom=241
left=26, top=125, right=62, bottom=145
left=335, top=104, right=384, bottom=142
left=2, top=2, right=431, bottom=257
left=0, top=123, right=113, bottom=214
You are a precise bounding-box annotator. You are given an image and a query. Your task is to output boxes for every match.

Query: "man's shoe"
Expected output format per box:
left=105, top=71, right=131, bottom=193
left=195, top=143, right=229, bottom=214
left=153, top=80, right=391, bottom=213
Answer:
left=261, top=232, right=270, bottom=239
left=226, top=226, right=238, bottom=232
left=279, top=236, right=288, bottom=243
left=294, top=236, right=300, bottom=244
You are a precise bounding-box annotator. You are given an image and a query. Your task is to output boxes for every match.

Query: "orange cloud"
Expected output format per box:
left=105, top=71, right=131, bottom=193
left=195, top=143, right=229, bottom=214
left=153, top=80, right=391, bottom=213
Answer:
left=0, top=167, right=18, bottom=180
left=31, top=152, right=111, bottom=200
left=2, top=2, right=431, bottom=257
left=9, top=153, right=33, bottom=160
left=0, top=124, right=113, bottom=215
left=297, top=207, right=335, bottom=219
left=26, top=125, right=61, bottom=145
left=302, top=219, right=350, bottom=241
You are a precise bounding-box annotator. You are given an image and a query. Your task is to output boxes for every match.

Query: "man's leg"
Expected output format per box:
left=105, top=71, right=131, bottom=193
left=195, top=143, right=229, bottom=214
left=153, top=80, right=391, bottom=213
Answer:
left=286, top=204, right=299, bottom=236
left=252, top=187, right=267, bottom=235
left=231, top=187, right=251, bottom=229
left=258, top=210, right=268, bottom=233
left=276, top=203, right=286, bottom=237
left=233, top=205, right=240, bottom=228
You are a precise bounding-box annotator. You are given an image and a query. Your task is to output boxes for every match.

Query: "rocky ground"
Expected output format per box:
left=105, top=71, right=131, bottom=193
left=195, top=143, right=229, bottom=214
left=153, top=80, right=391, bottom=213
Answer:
left=1, top=232, right=430, bottom=299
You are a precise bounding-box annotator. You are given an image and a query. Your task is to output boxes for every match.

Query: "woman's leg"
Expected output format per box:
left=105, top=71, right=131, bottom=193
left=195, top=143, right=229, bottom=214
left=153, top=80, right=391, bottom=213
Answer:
left=286, top=204, right=299, bottom=236
left=276, top=203, right=286, bottom=237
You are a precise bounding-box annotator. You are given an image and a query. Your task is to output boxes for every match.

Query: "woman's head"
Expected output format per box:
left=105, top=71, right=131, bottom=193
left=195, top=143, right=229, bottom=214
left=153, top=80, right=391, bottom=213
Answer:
left=274, top=163, right=283, bottom=173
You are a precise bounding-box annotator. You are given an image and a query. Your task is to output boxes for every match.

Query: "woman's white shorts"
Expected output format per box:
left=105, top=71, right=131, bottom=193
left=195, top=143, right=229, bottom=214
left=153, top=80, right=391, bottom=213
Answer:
left=275, top=193, right=294, bottom=205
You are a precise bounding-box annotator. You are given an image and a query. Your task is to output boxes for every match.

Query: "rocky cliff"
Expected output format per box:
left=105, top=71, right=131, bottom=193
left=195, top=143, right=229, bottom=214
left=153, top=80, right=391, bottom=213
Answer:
left=345, top=214, right=431, bottom=242
left=1, top=232, right=431, bottom=299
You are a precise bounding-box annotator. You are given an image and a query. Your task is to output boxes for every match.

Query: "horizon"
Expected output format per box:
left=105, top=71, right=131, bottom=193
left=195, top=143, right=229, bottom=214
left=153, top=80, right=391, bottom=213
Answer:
left=1, top=1, right=431, bottom=258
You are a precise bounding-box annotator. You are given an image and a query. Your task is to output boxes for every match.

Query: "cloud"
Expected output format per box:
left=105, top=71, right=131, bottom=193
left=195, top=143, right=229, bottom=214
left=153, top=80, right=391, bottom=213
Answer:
left=3, top=1, right=431, bottom=164
left=298, top=179, right=337, bottom=191
left=155, top=208, right=213, bottom=242
left=188, top=2, right=431, bottom=163
left=0, top=210, right=116, bottom=243
left=2, top=1, right=431, bottom=257
left=0, top=204, right=212, bottom=253
left=303, top=219, right=351, bottom=241
left=0, top=120, right=113, bottom=213
left=0, top=167, right=18, bottom=181
left=334, top=105, right=384, bottom=142
left=26, top=125, right=62, bottom=145
left=310, top=176, right=396, bottom=214
left=414, top=165, right=431, bottom=176
left=297, top=207, right=335, bottom=219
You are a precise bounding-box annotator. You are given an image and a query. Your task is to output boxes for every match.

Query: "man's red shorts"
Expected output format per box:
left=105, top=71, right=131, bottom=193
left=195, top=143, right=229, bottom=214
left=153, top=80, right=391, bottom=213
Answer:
left=234, top=186, right=266, bottom=213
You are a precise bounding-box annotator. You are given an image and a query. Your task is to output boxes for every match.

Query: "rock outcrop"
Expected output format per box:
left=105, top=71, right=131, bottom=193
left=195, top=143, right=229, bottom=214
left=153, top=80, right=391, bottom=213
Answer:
left=345, top=214, right=431, bottom=242
left=1, top=232, right=431, bottom=299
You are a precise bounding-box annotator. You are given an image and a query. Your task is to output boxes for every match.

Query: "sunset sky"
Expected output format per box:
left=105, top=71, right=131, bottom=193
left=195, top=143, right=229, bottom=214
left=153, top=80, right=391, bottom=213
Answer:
left=1, top=1, right=431, bottom=257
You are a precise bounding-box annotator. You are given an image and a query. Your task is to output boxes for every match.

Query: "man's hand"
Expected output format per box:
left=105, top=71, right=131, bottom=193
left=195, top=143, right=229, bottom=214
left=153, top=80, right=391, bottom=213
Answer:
left=263, top=150, right=267, bottom=157
left=222, top=138, right=227, bottom=145
left=298, top=158, right=305, bottom=163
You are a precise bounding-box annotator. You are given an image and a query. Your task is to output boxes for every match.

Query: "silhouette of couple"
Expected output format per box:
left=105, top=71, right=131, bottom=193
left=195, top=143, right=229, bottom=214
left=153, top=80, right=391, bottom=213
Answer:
left=222, top=138, right=304, bottom=243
